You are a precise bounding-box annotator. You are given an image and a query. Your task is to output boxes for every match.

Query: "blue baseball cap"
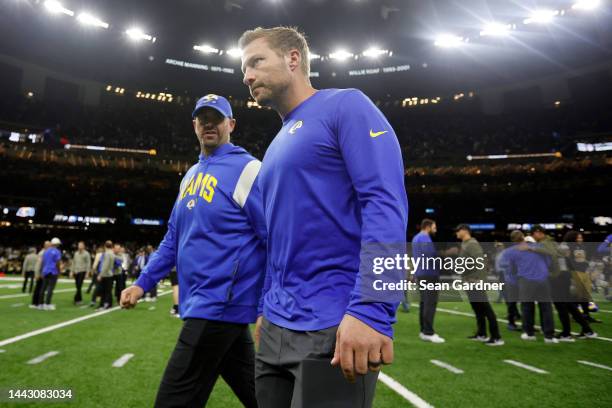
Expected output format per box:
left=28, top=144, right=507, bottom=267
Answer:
left=192, top=94, right=233, bottom=119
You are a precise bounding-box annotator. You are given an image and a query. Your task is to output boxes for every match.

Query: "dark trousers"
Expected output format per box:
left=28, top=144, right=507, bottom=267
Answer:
left=86, top=274, right=97, bottom=294
left=155, top=319, right=256, bottom=408
left=418, top=276, right=439, bottom=335
left=40, top=274, right=58, bottom=305
left=519, top=279, right=554, bottom=337
left=22, top=271, right=35, bottom=293
left=554, top=302, right=592, bottom=336
left=256, top=317, right=377, bottom=408
left=98, top=277, right=114, bottom=308
left=503, top=283, right=520, bottom=324
left=114, top=272, right=126, bottom=303
left=466, top=290, right=501, bottom=339
left=31, top=278, right=43, bottom=306
left=73, top=272, right=86, bottom=303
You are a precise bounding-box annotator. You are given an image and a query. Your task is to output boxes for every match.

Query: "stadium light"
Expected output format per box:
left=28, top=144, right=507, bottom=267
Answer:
left=226, top=48, right=243, bottom=58
left=126, top=28, right=155, bottom=42
left=480, top=23, right=512, bottom=37
left=76, top=12, right=109, bottom=29
left=193, top=44, right=219, bottom=54
left=309, top=53, right=321, bottom=60
left=572, top=0, right=601, bottom=10
left=329, top=49, right=354, bottom=61
left=434, top=34, right=465, bottom=48
left=44, top=0, right=74, bottom=16
left=362, top=47, right=389, bottom=58
left=523, top=9, right=558, bottom=25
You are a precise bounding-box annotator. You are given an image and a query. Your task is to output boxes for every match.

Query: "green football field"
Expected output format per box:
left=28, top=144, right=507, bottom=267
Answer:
left=1, top=277, right=611, bottom=408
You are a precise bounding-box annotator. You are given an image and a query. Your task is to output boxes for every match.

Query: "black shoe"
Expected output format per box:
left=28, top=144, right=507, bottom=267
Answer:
left=507, top=323, right=520, bottom=331
left=468, top=335, right=488, bottom=342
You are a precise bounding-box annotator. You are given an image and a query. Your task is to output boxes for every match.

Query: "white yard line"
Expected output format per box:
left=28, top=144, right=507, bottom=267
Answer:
left=503, top=359, right=548, bottom=374
left=378, top=372, right=434, bottom=408
left=0, top=288, right=74, bottom=300
left=0, top=349, right=6, bottom=353
left=10, top=303, right=24, bottom=308
left=27, top=351, right=60, bottom=365
left=112, top=353, right=135, bottom=368
left=0, top=290, right=171, bottom=347
left=0, top=277, right=90, bottom=284
left=411, top=303, right=612, bottom=343
left=598, top=309, right=612, bottom=314
left=430, top=359, right=464, bottom=374
left=577, top=360, right=612, bottom=372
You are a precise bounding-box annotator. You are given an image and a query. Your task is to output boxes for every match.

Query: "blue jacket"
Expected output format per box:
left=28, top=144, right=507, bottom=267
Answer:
left=258, top=88, right=408, bottom=338
left=135, top=143, right=266, bottom=324
left=504, top=243, right=550, bottom=282
left=42, top=247, right=61, bottom=276
left=412, top=232, right=438, bottom=278
left=597, top=234, right=612, bottom=255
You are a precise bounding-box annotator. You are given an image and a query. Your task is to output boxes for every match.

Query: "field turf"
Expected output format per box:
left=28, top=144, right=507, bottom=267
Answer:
left=1, top=277, right=610, bottom=407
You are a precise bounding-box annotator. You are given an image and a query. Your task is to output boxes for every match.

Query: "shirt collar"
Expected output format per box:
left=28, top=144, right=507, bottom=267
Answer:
left=199, top=142, right=234, bottom=162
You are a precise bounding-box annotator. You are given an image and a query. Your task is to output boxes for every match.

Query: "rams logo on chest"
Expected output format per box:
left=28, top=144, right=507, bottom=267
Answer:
left=180, top=172, right=218, bottom=205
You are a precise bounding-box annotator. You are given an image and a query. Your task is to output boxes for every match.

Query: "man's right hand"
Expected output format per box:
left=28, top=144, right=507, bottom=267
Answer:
left=120, top=285, right=144, bottom=309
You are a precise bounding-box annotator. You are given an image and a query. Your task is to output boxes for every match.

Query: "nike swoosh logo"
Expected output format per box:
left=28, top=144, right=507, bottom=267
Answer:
left=370, top=130, right=388, bottom=138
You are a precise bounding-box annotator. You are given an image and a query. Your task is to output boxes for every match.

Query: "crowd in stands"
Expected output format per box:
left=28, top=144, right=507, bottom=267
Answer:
left=2, top=92, right=611, bottom=163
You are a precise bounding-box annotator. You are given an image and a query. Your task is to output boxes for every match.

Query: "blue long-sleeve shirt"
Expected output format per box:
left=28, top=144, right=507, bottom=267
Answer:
left=504, top=243, right=550, bottom=282
left=412, top=231, right=438, bottom=278
left=135, top=143, right=266, bottom=324
left=258, top=88, right=409, bottom=338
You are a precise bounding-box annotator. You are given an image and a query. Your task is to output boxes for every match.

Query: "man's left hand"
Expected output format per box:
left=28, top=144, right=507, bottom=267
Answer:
left=331, top=314, right=393, bottom=383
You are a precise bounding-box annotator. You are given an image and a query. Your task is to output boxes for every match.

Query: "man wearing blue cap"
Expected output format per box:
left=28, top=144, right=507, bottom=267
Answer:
left=121, top=94, right=266, bottom=408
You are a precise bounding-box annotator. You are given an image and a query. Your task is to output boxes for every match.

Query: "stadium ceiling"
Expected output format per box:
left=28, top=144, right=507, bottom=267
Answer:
left=1, top=0, right=611, bottom=96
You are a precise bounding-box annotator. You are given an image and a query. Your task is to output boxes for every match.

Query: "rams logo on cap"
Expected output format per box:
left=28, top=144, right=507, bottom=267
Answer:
left=202, top=94, right=219, bottom=103
left=289, top=120, right=303, bottom=134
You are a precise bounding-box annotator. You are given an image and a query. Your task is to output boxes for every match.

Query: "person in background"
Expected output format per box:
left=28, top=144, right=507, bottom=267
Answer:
left=412, top=219, right=445, bottom=343
left=71, top=241, right=91, bottom=305
left=505, top=232, right=557, bottom=343
left=496, top=231, right=522, bottom=331
left=21, top=247, right=38, bottom=293
left=565, top=231, right=601, bottom=323
left=96, top=240, right=115, bottom=310
left=597, top=234, right=612, bottom=300
left=87, top=245, right=103, bottom=295
left=112, top=243, right=124, bottom=303
left=39, top=237, right=62, bottom=310
left=455, top=224, right=503, bottom=346
left=29, top=241, right=50, bottom=309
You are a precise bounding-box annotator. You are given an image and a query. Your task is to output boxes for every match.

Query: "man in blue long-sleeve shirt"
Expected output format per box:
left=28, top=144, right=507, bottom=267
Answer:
left=412, top=219, right=445, bottom=343
left=121, top=94, right=265, bottom=408
left=240, top=27, right=408, bottom=407
left=504, top=231, right=557, bottom=343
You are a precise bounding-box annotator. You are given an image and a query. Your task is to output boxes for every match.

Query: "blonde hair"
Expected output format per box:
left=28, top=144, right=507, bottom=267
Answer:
left=239, top=26, right=311, bottom=78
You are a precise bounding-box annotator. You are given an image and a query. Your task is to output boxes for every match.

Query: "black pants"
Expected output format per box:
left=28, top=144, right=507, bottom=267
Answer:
left=503, top=283, right=520, bottom=324
left=466, top=290, right=501, bottom=339
left=418, top=276, right=439, bottom=335
left=114, top=272, right=126, bottom=303
left=22, top=271, right=35, bottom=293
left=519, top=279, right=554, bottom=337
left=73, top=272, right=86, bottom=303
left=550, top=274, right=592, bottom=335
left=155, top=319, right=256, bottom=408
left=40, top=274, right=58, bottom=305
left=31, top=278, right=43, bottom=306
left=98, top=277, right=114, bottom=308
left=86, top=274, right=97, bottom=294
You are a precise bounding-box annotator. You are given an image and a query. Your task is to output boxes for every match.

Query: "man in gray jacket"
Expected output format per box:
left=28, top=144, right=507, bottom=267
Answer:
left=96, top=241, right=115, bottom=310
left=22, top=248, right=38, bottom=293
left=71, top=241, right=91, bottom=305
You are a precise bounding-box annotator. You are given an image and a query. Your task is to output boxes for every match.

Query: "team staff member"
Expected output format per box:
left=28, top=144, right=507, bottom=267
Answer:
left=121, top=94, right=265, bottom=408
left=30, top=241, right=50, bottom=309
left=21, top=248, right=38, bottom=293
left=240, top=27, right=408, bottom=407
left=455, top=224, right=503, bottom=346
left=412, top=219, right=445, bottom=343
left=71, top=241, right=91, bottom=305
left=97, top=241, right=115, bottom=310
left=39, top=237, right=62, bottom=310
